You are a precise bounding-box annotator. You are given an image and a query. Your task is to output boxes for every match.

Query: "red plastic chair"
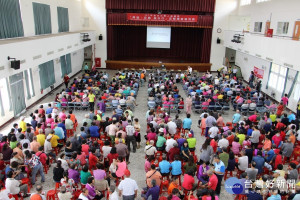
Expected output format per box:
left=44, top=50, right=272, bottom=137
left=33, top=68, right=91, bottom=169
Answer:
left=66, top=129, right=74, bottom=138
left=224, top=170, right=233, bottom=180
left=160, top=179, right=169, bottom=194
left=46, top=190, right=57, bottom=200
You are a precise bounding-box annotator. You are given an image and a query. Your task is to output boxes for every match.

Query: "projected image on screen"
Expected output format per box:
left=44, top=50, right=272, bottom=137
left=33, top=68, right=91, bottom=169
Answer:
left=147, top=27, right=171, bottom=49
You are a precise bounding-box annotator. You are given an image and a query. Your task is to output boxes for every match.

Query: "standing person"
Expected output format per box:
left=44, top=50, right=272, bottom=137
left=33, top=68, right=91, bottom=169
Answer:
left=185, top=95, right=193, bottom=114
left=126, top=120, right=136, bottom=153
left=118, top=169, right=138, bottom=200
left=63, top=74, right=70, bottom=88
left=88, top=90, right=96, bottom=112
left=84, top=63, right=89, bottom=73
left=212, top=155, right=225, bottom=195
left=249, top=71, right=255, bottom=88
left=24, top=151, right=45, bottom=185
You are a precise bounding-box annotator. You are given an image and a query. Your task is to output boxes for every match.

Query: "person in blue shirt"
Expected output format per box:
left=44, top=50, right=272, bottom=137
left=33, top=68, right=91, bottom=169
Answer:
left=54, top=125, right=64, bottom=140
left=183, top=114, right=192, bottom=130
left=232, top=110, right=241, bottom=124
left=247, top=187, right=263, bottom=200
left=252, top=150, right=265, bottom=174
left=158, top=156, right=171, bottom=176
left=170, top=155, right=182, bottom=176
left=288, top=111, right=296, bottom=122
left=57, top=121, right=66, bottom=139
left=213, top=155, right=225, bottom=195
left=247, top=127, right=253, bottom=137
left=89, top=122, right=100, bottom=138
left=46, top=103, right=53, bottom=114
left=267, top=189, right=281, bottom=200
left=265, top=147, right=275, bottom=163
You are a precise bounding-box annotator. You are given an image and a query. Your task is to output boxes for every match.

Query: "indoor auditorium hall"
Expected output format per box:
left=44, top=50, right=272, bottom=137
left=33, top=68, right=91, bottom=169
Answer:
left=0, top=0, right=299, bottom=200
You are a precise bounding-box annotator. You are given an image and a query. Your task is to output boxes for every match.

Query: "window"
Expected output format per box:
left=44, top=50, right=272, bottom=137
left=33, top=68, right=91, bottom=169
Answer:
left=39, top=60, right=56, bottom=90
left=0, top=78, right=11, bottom=116
left=32, top=2, right=52, bottom=35
left=254, top=22, right=262, bottom=32
left=256, top=0, right=270, bottom=3
left=293, top=74, right=300, bottom=101
left=0, top=0, right=24, bottom=39
left=57, top=7, right=69, bottom=32
left=277, top=22, right=289, bottom=35
left=24, top=69, right=35, bottom=99
left=240, top=0, right=251, bottom=6
left=267, top=63, right=287, bottom=94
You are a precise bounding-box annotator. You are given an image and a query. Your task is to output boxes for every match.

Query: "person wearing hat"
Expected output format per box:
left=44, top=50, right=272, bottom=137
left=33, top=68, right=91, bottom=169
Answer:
left=44, top=134, right=56, bottom=159
left=118, top=169, right=138, bottom=200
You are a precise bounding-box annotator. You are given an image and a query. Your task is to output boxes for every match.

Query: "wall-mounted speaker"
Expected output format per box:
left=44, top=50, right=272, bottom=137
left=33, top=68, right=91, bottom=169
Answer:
left=217, top=37, right=221, bottom=44
left=11, top=60, right=20, bottom=70
left=99, top=34, right=103, bottom=40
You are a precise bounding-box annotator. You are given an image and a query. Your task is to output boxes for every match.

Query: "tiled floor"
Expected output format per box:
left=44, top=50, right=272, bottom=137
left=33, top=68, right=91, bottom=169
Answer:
left=3, top=70, right=235, bottom=199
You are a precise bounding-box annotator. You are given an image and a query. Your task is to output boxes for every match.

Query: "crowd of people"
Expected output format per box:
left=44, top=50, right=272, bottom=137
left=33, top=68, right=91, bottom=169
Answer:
left=0, top=67, right=299, bottom=200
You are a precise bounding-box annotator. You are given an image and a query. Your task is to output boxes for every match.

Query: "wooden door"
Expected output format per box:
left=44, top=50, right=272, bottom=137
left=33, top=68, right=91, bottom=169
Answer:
left=264, top=21, right=270, bottom=36
left=293, top=21, right=300, bottom=40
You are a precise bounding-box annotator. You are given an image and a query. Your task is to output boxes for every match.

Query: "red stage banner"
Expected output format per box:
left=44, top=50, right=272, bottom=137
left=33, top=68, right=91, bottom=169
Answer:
left=254, top=66, right=264, bottom=79
left=127, top=13, right=198, bottom=23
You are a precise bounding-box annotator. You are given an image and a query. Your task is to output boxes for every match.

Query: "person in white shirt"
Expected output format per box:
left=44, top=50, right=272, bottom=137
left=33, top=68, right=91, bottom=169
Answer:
left=78, top=188, right=89, bottom=200
left=5, top=171, right=29, bottom=197
left=208, top=123, right=219, bottom=139
left=58, top=186, right=72, bottom=200
left=167, top=119, right=177, bottom=135
left=144, top=140, right=157, bottom=157
left=126, top=120, right=136, bottom=153
left=118, top=169, right=138, bottom=200
left=165, top=135, right=176, bottom=152
left=58, top=154, right=69, bottom=171
left=218, top=135, right=229, bottom=150
left=237, top=151, right=249, bottom=171
left=109, top=185, right=119, bottom=200
left=102, top=140, right=112, bottom=158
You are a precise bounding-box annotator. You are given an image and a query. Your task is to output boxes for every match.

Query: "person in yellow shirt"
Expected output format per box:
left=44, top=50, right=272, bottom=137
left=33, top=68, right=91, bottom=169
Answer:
left=49, top=131, right=62, bottom=148
left=88, top=90, right=96, bottom=112
left=236, top=132, right=246, bottom=145
left=36, top=130, right=46, bottom=146
left=217, top=94, right=224, bottom=100
left=19, top=116, right=27, bottom=133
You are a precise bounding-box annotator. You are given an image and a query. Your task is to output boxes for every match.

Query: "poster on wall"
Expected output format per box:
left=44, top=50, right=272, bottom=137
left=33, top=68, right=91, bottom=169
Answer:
left=254, top=66, right=264, bottom=79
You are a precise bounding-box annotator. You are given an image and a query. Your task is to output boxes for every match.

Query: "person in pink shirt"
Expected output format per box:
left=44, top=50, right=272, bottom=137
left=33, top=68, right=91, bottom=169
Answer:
left=185, top=95, right=193, bottom=114
left=46, top=114, right=54, bottom=125
left=144, top=156, right=154, bottom=172
left=147, top=128, right=157, bottom=142
left=59, top=109, right=67, bottom=122
left=216, top=113, right=224, bottom=128
left=281, top=94, right=289, bottom=106
left=116, top=156, right=127, bottom=177
left=231, top=137, right=241, bottom=155
left=248, top=113, right=258, bottom=122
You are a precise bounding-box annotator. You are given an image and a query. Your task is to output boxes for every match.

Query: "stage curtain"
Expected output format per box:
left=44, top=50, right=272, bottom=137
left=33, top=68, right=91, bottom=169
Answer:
left=108, top=26, right=212, bottom=63
left=200, top=29, right=213, bottom=63
left=107, top=13, right=213, bottom=28
left=106, top=0, right=216, bottom=13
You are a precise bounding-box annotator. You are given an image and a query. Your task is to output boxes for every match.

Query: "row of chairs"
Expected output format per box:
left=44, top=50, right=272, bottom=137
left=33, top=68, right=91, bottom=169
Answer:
left=54, top=101, right=89, bottom=110
left=105, top=100, right=135, bottom=111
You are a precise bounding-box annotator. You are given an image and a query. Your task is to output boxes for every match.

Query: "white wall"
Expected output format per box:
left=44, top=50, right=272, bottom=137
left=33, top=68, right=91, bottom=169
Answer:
left=20, top=0, right=82, bottom=37
left=210, top=0, right=238, bottom=71
left=237, top=0, right=300, bottom=37
left=0, top=31, right=95, bottom=126
left=82, top=0, right=107, bottom=68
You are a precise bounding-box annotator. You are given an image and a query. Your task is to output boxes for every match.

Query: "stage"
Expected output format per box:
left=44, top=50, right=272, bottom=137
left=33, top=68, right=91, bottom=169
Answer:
left=105, top=58, right=211, bottom=72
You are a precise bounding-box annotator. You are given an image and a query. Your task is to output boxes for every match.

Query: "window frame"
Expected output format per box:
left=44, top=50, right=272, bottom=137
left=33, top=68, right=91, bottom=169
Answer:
left=268, top=63, right=287, bottom=94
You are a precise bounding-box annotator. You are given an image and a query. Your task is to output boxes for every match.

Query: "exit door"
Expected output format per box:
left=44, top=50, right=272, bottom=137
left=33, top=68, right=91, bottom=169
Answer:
left=293, top=21, right=300, bottom=40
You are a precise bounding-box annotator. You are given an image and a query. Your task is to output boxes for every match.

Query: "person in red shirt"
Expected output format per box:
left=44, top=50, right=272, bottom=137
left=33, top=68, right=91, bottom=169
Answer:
left=89, top=148, right=99, bottom=170
left=81, top=140, right=89, bottom=156
left=36, top=146, right=48, bottom=165
left=210, top=137, right=218, bottom=153
left=63, top=74, right=70, bottom=88
left=182, top=170, right=197, bottom=191
left=201, top=169, right=218, bottom=190
left=107, top=147, right=119, bottom=165
left=276, top=119, right=286, bottom=131
left=168, top=143, right=180, bottom=162
left=38, top=105, right=45, bottom=117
